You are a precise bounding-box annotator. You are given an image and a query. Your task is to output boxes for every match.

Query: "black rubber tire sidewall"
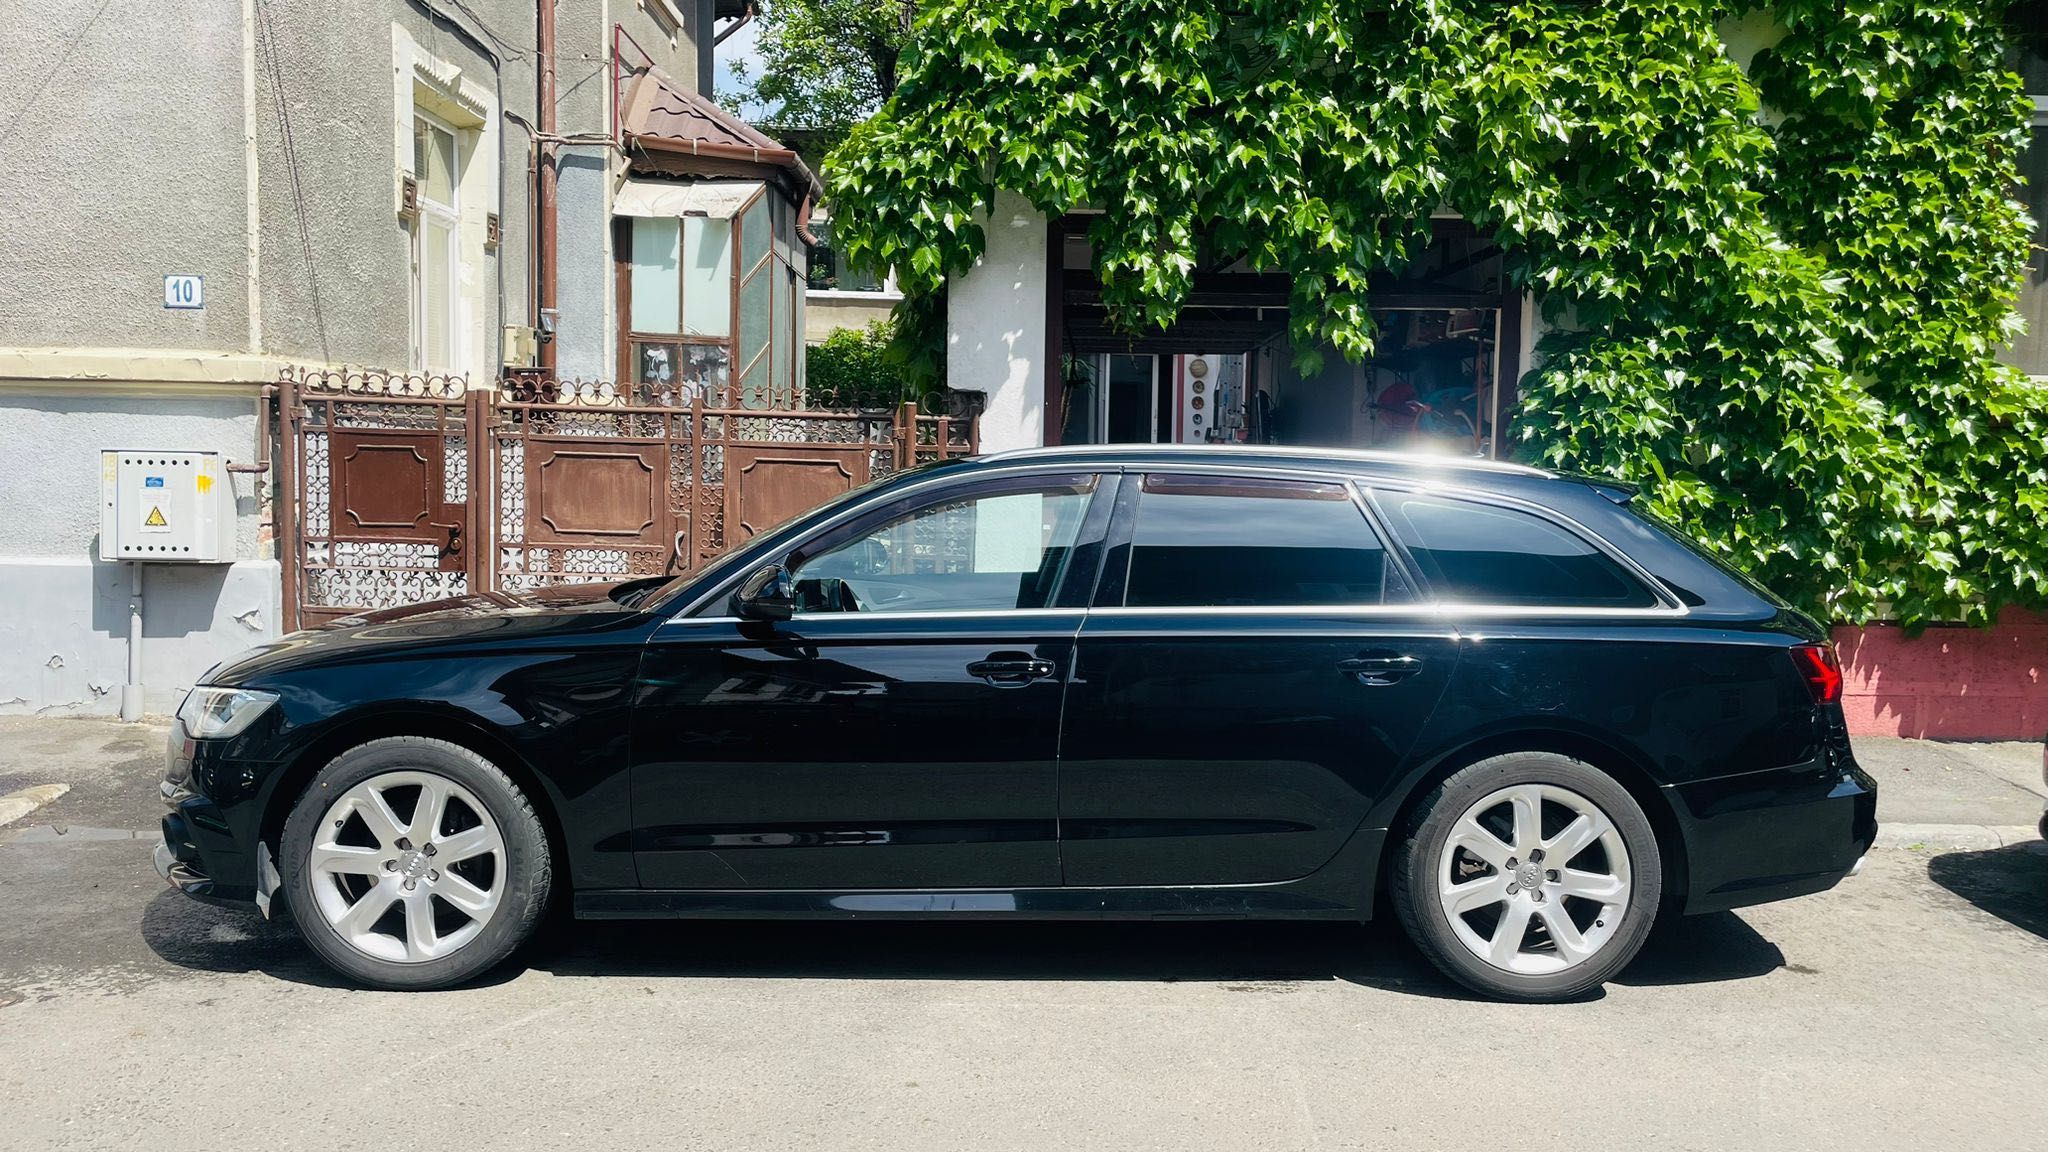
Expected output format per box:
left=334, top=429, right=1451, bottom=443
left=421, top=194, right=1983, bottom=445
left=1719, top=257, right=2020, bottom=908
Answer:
left=280, top=736, right=552, bottom=991
left=1392, top=752, right=1663, bottom=1002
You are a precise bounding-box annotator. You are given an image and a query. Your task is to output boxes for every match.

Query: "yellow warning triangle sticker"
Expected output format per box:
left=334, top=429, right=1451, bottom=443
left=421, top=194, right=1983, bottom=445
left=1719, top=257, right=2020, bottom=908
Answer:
left=143, top=506, right=167, bottom=527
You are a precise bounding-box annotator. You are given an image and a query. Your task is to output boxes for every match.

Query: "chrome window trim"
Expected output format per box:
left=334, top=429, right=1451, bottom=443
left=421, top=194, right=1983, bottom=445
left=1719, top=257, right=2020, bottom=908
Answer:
left=662, top=608, right=1087, bottom=629
left=980, top=442, right=1553, bottom=477
left=673, top=603, right=1684, bottom=625
left=1083, top=603, right=1686, bottom=620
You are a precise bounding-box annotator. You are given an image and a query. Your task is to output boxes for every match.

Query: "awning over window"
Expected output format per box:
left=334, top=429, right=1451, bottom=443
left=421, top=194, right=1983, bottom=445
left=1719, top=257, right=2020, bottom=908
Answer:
left=616, top=65, right=821, bottom=198
left=613, top=179, right=765, bottom=221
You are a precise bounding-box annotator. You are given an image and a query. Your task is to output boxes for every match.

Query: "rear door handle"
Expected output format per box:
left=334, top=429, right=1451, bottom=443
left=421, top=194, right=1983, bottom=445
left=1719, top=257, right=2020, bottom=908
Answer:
left=967, top=652, right=1057, bottom=686
left=1337, top=652, right=1423, bottom=686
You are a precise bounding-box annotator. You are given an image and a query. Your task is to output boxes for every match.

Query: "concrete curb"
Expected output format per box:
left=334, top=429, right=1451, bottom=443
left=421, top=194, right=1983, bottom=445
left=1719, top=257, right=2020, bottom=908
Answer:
left=1874, top=822, right=2042, bottom=851
left=0, top=783, right=70, bottom=828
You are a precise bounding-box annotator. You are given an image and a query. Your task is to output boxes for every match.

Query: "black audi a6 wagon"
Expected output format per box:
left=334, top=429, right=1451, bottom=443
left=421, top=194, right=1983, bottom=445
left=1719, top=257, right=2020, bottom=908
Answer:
left=157, top=445, right=1875, bottom=1001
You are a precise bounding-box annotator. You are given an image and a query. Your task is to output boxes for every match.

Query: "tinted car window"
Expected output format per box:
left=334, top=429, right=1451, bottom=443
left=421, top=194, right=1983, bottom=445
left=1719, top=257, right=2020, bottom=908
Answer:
left=1375, top=492, right=1657, bottom=608
left=1125, top=474, right=1408, bottom=607
left=792, top=479, right=1096, bottom=614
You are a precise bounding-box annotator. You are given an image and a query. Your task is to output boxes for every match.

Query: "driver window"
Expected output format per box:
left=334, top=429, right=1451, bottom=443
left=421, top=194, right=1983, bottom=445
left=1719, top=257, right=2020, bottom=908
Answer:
left=791, top=479, right=1097, bottom=615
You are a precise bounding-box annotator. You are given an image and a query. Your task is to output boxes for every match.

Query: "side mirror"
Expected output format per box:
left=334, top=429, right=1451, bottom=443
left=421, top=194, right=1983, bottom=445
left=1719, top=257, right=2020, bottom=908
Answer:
left=731, top=563, right=795, bottom=622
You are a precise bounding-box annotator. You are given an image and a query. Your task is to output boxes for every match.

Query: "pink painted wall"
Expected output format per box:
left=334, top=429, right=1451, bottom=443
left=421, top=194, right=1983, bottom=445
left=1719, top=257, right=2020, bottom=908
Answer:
left=1832, top=607, right=2048, bottom=740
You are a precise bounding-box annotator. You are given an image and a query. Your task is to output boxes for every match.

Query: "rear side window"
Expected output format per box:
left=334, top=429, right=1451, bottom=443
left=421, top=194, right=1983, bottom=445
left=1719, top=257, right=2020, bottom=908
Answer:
left=1374, top=492, right=1659, bottom=608
left=1124, top=474, right=1409, bottom=607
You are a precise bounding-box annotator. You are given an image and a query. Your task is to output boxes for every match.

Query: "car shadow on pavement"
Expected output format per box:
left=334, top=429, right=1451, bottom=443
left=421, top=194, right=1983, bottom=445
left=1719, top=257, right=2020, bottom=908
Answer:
left=1927, top=842, right=2048, bottom=940
left=143, top=891, right=1787, bottom=998
left=138, top=889, right=529, bottom=992
left=526, top=910, right=1785, bottom=1001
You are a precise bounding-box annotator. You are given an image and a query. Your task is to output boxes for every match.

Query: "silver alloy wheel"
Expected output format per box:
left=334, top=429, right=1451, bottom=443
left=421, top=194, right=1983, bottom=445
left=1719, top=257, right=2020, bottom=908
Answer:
left=308, top=770, right=506, bottom=964
left=1435, top=783, right=1633, bottom=976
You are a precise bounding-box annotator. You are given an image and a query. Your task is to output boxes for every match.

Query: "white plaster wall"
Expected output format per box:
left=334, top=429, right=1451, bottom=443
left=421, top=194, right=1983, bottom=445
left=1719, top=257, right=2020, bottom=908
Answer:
left=555, top=145, right=614, bottom=380
left=0, top=559, right=281, bottom=717
left=0, top=393, right=281, bottom=716
left=946, top=191, right=1048, bottom=452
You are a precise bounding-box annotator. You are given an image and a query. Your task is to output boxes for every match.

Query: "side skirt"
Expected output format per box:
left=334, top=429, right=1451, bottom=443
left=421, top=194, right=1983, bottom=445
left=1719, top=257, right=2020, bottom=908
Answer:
left=575, top=886, right=1364, bottom=921
left=580, top=826, right=1389, bottom=921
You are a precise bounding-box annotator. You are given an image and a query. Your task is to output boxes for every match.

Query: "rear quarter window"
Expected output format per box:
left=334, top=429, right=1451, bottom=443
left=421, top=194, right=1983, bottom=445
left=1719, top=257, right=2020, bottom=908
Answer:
left=1373, top=491, right=1660, bottom=609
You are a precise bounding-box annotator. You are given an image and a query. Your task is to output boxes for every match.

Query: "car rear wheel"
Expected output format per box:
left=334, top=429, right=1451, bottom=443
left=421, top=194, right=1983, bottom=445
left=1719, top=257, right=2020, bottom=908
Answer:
left=1392, top=752, right=1662, bottom=1002
left=280, top=737, right=551, bottom=990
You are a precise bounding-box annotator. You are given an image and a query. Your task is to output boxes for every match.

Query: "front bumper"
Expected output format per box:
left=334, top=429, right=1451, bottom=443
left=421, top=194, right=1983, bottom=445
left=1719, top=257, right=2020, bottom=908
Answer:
left=155, top=719, right=271, bottom=908
left=1672, top=760, right=1879, bottom=915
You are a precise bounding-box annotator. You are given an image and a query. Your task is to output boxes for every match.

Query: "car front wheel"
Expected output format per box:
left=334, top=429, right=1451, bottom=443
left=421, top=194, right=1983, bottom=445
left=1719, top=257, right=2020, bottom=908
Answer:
left=280, top=737, right=551, bottom=990
left=1392, top=752, right=1662, bottom=1002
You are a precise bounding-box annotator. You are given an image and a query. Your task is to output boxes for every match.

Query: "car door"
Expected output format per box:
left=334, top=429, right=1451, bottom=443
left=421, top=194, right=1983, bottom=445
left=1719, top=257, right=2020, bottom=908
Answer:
left=629, top=470, right=1113, bottom=891
left=1057, top=470, right=1461, bottom=887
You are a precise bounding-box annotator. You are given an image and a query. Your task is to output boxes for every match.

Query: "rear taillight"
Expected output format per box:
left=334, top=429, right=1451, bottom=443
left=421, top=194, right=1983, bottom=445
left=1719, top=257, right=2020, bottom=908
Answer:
left=1791, top=644, right=1844, bottom=704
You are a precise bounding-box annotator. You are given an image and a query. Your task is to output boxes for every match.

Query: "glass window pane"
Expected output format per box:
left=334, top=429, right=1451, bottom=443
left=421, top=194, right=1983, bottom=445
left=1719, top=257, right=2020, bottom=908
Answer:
left=792, top=284, right=807, bottom=395
left=794, top=481, right=1097, bottom=614
left=639, top=341, right=732, bottom=396
left=421, top=217, right=453, bottom=370
left=772, top=195, right=794, bottom=267
left=805, top=217, right=887, bottom=292
left=740, top=197, right=769, bottom=270
left=415, top=118, right=455, bottom=207
left=2002, top=124, right=2047, bottom=377
left=738, top=355, right=769, bottom=409
left=738, top=267, right=771, bottom=383
left=1378, top=493, right=1656, bottom=607
left=634, top=341, right=681, bottom=387
left=682, top=217, right=732, bottom=337
left=630, top=217, right=681, bottom=335
left=683, top=344, right=730, bottom=393
left=1126, top=475, right=1404, bottom=607
left=771, top=265, right=792, bottom=402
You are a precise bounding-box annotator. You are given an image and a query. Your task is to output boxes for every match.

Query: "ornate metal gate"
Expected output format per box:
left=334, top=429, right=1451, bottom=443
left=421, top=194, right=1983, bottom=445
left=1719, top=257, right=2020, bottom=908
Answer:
left=278, top=370, right=975, bottom=629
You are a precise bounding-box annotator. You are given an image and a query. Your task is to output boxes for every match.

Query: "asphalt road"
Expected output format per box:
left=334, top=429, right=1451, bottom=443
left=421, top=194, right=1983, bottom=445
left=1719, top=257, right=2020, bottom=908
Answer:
left=2, top=719, right=2045, bottom=1151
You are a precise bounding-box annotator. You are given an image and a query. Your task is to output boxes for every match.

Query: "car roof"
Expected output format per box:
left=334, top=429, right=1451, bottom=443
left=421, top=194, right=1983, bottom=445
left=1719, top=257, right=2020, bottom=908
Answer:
left=970, top=443, right=1554, bottom=485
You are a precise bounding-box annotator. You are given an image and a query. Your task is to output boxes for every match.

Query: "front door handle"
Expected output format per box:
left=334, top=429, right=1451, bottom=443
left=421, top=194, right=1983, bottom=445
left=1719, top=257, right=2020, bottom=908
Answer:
left=1337, top=652, right=1423, bottom=686
left=967, top=652, right=1057, bottom=686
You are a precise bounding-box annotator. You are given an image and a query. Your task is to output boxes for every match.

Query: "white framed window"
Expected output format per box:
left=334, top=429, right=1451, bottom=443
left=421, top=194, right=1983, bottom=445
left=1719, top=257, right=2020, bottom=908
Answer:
left=805, top=211, right=897, bottom=296
left=411, top=112, right=463, bottom=374
left=640, top=0, right=684, bottom=48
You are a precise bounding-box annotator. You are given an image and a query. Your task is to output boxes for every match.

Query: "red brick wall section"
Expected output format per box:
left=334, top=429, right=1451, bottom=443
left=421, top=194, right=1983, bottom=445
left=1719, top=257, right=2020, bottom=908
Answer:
left=1832, top=607, right=2048, bottom=740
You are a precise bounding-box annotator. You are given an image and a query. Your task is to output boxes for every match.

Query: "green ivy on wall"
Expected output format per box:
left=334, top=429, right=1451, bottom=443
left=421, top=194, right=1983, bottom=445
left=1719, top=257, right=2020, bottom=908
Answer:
left=826, top=1, right=2041, bottom=625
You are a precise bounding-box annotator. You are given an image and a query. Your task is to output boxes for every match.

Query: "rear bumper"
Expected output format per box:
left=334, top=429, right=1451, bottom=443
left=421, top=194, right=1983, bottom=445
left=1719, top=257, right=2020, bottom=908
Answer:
left=1671, top=761, right=1878, bottom=915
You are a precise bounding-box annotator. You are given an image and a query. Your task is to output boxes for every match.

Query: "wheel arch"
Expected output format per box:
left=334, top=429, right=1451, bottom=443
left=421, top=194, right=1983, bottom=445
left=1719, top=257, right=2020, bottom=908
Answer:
left=258, top=706, right=574, bottom=899
left=1369, top=727, right=1688, bottom=916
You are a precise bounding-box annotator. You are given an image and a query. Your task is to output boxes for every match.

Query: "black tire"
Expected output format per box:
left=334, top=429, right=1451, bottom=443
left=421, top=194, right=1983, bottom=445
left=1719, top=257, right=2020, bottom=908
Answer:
left=1391, top=752, right=1663, bottom=1002
left=280, top=737, right=552, bottom=991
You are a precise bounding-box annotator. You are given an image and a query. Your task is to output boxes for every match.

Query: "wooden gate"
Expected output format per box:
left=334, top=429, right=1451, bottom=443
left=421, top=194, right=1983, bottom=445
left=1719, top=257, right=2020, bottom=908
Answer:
left=278, top=370, right=975, bottom=628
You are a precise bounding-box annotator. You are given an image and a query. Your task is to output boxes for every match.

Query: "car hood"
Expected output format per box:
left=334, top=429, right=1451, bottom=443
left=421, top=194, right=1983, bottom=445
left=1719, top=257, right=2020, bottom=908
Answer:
left=205, top=581, right=657, bottom=686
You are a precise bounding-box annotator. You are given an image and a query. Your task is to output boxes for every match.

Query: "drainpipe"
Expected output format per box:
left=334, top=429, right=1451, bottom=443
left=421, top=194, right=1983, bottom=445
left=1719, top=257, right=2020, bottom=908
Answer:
left=537, top=0, right=559, bottom=373
left=121, top=563, right=144, bottom=722
left=714, top=1, right=756, bottom=46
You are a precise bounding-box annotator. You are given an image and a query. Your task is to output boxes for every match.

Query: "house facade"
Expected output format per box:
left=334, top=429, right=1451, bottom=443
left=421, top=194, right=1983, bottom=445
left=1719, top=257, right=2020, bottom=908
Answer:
left=0, top=0, right=814, bottom=715
left=931, top=11, right=2048, bottom=738
left=945, top=16, right=2048, bottom=458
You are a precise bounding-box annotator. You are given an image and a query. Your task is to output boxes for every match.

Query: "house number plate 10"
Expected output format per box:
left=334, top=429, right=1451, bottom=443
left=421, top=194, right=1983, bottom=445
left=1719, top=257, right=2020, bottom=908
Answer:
left=163, top=275, right=204, bottom=310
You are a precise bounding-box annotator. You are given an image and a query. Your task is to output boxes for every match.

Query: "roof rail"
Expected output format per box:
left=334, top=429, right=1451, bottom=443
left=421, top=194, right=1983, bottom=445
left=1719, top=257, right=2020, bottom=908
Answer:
left=977, top=442, right=1552, bottom=477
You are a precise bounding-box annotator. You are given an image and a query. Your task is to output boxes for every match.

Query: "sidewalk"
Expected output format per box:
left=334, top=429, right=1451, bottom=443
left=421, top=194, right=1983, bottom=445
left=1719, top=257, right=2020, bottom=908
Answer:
left=2, top=716, right=2041, bottom=844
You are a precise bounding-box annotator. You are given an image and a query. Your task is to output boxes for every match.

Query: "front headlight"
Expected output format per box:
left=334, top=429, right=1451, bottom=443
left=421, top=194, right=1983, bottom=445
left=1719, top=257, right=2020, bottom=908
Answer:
left=175, top=686, right=279, bottom=739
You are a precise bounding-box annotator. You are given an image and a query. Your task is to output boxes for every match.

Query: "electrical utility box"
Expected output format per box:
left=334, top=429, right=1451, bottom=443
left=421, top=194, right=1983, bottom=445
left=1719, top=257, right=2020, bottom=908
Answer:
left=99, top=450, right=236, bottom=562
